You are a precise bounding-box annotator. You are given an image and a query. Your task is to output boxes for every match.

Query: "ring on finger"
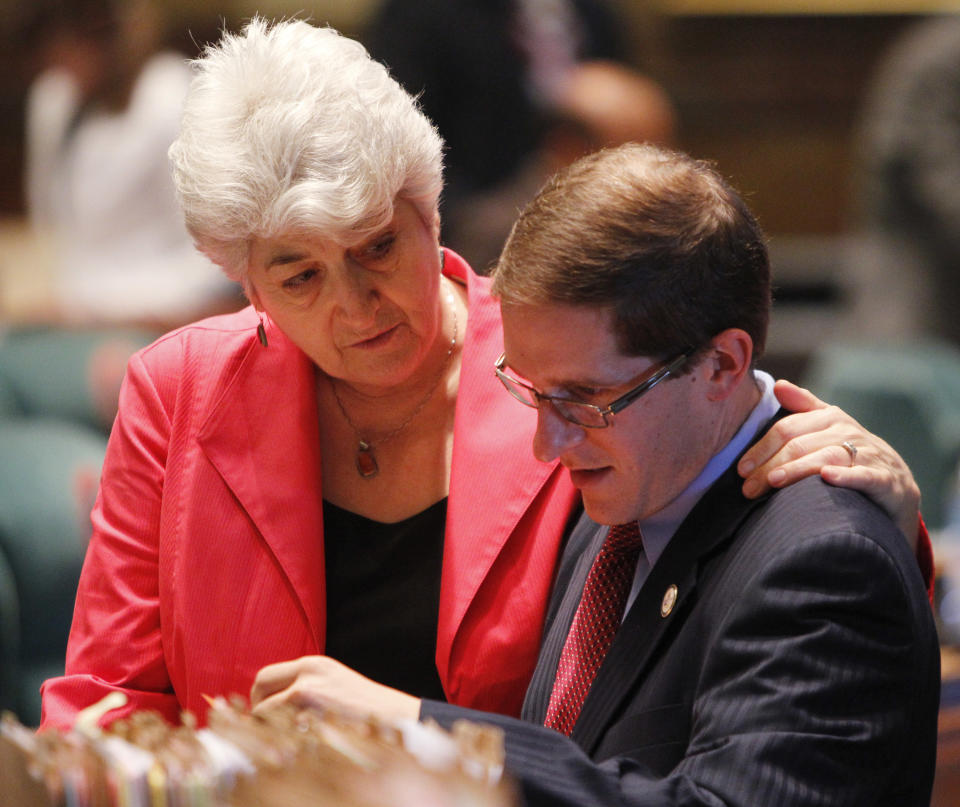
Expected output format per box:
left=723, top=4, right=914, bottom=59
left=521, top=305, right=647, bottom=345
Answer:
left=841, top=440, right=857, bottom=467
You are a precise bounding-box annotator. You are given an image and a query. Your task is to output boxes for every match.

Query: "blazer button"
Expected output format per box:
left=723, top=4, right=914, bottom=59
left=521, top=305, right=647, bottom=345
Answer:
left=660, top=584, right=678, bottom=617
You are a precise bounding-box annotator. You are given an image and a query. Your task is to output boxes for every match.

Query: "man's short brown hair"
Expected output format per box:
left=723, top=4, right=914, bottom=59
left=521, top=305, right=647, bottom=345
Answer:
left=491, top=143, right=771, bottom=363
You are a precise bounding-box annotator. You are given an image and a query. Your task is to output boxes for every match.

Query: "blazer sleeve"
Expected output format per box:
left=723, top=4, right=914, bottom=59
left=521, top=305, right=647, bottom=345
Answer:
left=422, top=527, right=939, bottom=807
left=40, top=350, right=180, bottom=729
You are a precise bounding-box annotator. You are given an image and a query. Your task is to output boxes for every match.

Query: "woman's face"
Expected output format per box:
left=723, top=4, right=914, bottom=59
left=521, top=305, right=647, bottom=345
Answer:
left=245, top=199, right=444, bottom=393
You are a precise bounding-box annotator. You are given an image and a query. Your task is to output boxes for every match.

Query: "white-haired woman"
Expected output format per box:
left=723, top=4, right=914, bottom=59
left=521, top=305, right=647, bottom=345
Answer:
left=39, top=18, right=928, bottom=730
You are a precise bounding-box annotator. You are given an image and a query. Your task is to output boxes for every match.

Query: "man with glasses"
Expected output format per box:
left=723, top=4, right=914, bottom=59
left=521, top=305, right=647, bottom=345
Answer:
left=494, top=350, right=692, bottom=429
left=253, top=143, right=939, bottom=806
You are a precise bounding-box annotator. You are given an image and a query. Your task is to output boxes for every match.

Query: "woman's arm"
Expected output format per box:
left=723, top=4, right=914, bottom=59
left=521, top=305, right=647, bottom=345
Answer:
left=40, top=351, right=180, bottom=730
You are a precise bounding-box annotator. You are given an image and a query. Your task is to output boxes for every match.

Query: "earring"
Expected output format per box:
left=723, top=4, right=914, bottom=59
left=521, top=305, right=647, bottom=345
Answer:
left=257, top=316, right=268, bottom=347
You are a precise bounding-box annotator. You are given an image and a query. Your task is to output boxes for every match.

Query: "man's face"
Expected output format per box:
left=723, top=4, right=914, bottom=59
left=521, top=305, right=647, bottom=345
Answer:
left=500, top=301, right=718, bottom=525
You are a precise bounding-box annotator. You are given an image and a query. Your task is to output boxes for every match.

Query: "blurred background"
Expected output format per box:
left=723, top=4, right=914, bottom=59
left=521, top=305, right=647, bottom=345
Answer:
left=2, top=0, right=960, bottom=799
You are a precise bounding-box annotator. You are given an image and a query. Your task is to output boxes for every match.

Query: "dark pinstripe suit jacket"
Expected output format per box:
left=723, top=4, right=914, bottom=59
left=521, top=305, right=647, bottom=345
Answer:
left=422, top=420, right=940, bottom=806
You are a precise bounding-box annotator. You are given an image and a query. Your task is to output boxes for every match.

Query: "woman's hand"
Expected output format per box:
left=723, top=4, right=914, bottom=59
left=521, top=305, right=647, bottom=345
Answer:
left=250, top=655, right=421, bottom=721
left=738, top=379, right=921, bottom=548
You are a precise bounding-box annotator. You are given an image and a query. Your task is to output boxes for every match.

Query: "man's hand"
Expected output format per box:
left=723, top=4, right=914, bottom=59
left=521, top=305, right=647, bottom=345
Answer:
left=738, top=379, right=921, bottom=547
left=250, top=656, right=422, bottom=722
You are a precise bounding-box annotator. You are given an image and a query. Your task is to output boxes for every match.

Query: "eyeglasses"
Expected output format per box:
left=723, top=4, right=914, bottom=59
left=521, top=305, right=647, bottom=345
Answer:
left=494, top=349, right=693, bottom=428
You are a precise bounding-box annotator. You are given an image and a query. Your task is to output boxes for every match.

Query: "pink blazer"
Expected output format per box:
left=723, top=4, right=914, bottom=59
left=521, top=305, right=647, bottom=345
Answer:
left=40, top=250, right=580, bottom=728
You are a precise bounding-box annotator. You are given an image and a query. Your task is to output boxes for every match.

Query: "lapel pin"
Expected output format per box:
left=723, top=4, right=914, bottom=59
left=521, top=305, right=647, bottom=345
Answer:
left=660, top=584, right=678, bottom=618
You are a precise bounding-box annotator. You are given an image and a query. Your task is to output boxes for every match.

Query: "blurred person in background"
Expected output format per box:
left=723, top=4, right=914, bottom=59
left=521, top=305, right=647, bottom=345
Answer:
left=38, top=18, right=929, bottom=733
left=444, top=58, right=678, bottom=272
left=21, top=0, right=237, bottom=331
left=848, top=14, right=960, bottom=345
left=365, top=0, right=630, bottom=256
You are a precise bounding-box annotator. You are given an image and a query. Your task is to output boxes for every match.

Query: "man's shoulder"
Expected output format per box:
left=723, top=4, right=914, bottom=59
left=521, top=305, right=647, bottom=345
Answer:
left=749, top=474, right=903, bottom=546
left=728, top=475, right=927, bottom=605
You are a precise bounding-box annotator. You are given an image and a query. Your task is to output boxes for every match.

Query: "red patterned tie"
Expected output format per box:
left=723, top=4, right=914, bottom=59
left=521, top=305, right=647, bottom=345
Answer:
left=544, top=521, right=644, bottom=736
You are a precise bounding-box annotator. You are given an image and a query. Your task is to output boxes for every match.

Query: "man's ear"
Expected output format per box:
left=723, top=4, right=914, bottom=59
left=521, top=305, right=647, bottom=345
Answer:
left=703, top=328, right=754, bottom=402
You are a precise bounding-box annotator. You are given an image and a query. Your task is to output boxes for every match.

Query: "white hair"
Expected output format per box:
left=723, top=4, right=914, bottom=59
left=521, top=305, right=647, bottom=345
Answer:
left=168, top=17, right=444, bottom=279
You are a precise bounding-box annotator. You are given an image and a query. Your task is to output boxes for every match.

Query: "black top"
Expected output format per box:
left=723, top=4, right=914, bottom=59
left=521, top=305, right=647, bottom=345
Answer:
left=322, top=497, right=448, bottom=701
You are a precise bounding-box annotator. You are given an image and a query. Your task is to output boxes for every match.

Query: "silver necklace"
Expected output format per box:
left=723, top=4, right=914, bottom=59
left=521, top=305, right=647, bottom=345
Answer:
left=329, top=286, right=458, bottom=479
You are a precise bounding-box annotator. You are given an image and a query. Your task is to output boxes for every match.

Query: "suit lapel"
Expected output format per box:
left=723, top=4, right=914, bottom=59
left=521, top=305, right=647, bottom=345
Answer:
left=522, top=512, right=606, bottom=723
left=570, top=414, right=786, bottom=753
left=197, top=318, right=327, bottom=648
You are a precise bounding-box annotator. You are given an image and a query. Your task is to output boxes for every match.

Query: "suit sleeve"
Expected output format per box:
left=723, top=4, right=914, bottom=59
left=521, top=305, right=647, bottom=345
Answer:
left=423, top=529, right=938, bottom=807
left=40, top=350, right=180, bottom=729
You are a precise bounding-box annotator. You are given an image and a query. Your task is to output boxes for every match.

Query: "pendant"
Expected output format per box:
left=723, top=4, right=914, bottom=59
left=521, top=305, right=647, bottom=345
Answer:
left=356, top=440, right=379, bottom=478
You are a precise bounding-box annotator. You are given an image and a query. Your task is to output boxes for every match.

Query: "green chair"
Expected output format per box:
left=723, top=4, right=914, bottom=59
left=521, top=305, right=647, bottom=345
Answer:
left=803, top=339, right=960, bottom=530
left=0, top=327, right=155, bottom=431
left=0, top=419, right=108, bottom=726
left=0, top=540, right=20, bottom=715
left=0, top=326, right=155, bottom=726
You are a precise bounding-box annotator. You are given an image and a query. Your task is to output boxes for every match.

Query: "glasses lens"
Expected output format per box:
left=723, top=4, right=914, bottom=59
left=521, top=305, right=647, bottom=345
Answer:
left=552, top=400, right=607, bottom=428
left=496, top=360, right=609, bottom=427
left=498, top=372, right=539, bottom=407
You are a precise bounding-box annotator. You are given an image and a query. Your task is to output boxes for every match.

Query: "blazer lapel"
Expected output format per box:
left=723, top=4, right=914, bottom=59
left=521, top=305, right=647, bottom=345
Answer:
left=437, top=252, right=570, bottom=689
left=571, top=414, right=787, bottom=753
left=197, top=317, right=327, bottom=648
